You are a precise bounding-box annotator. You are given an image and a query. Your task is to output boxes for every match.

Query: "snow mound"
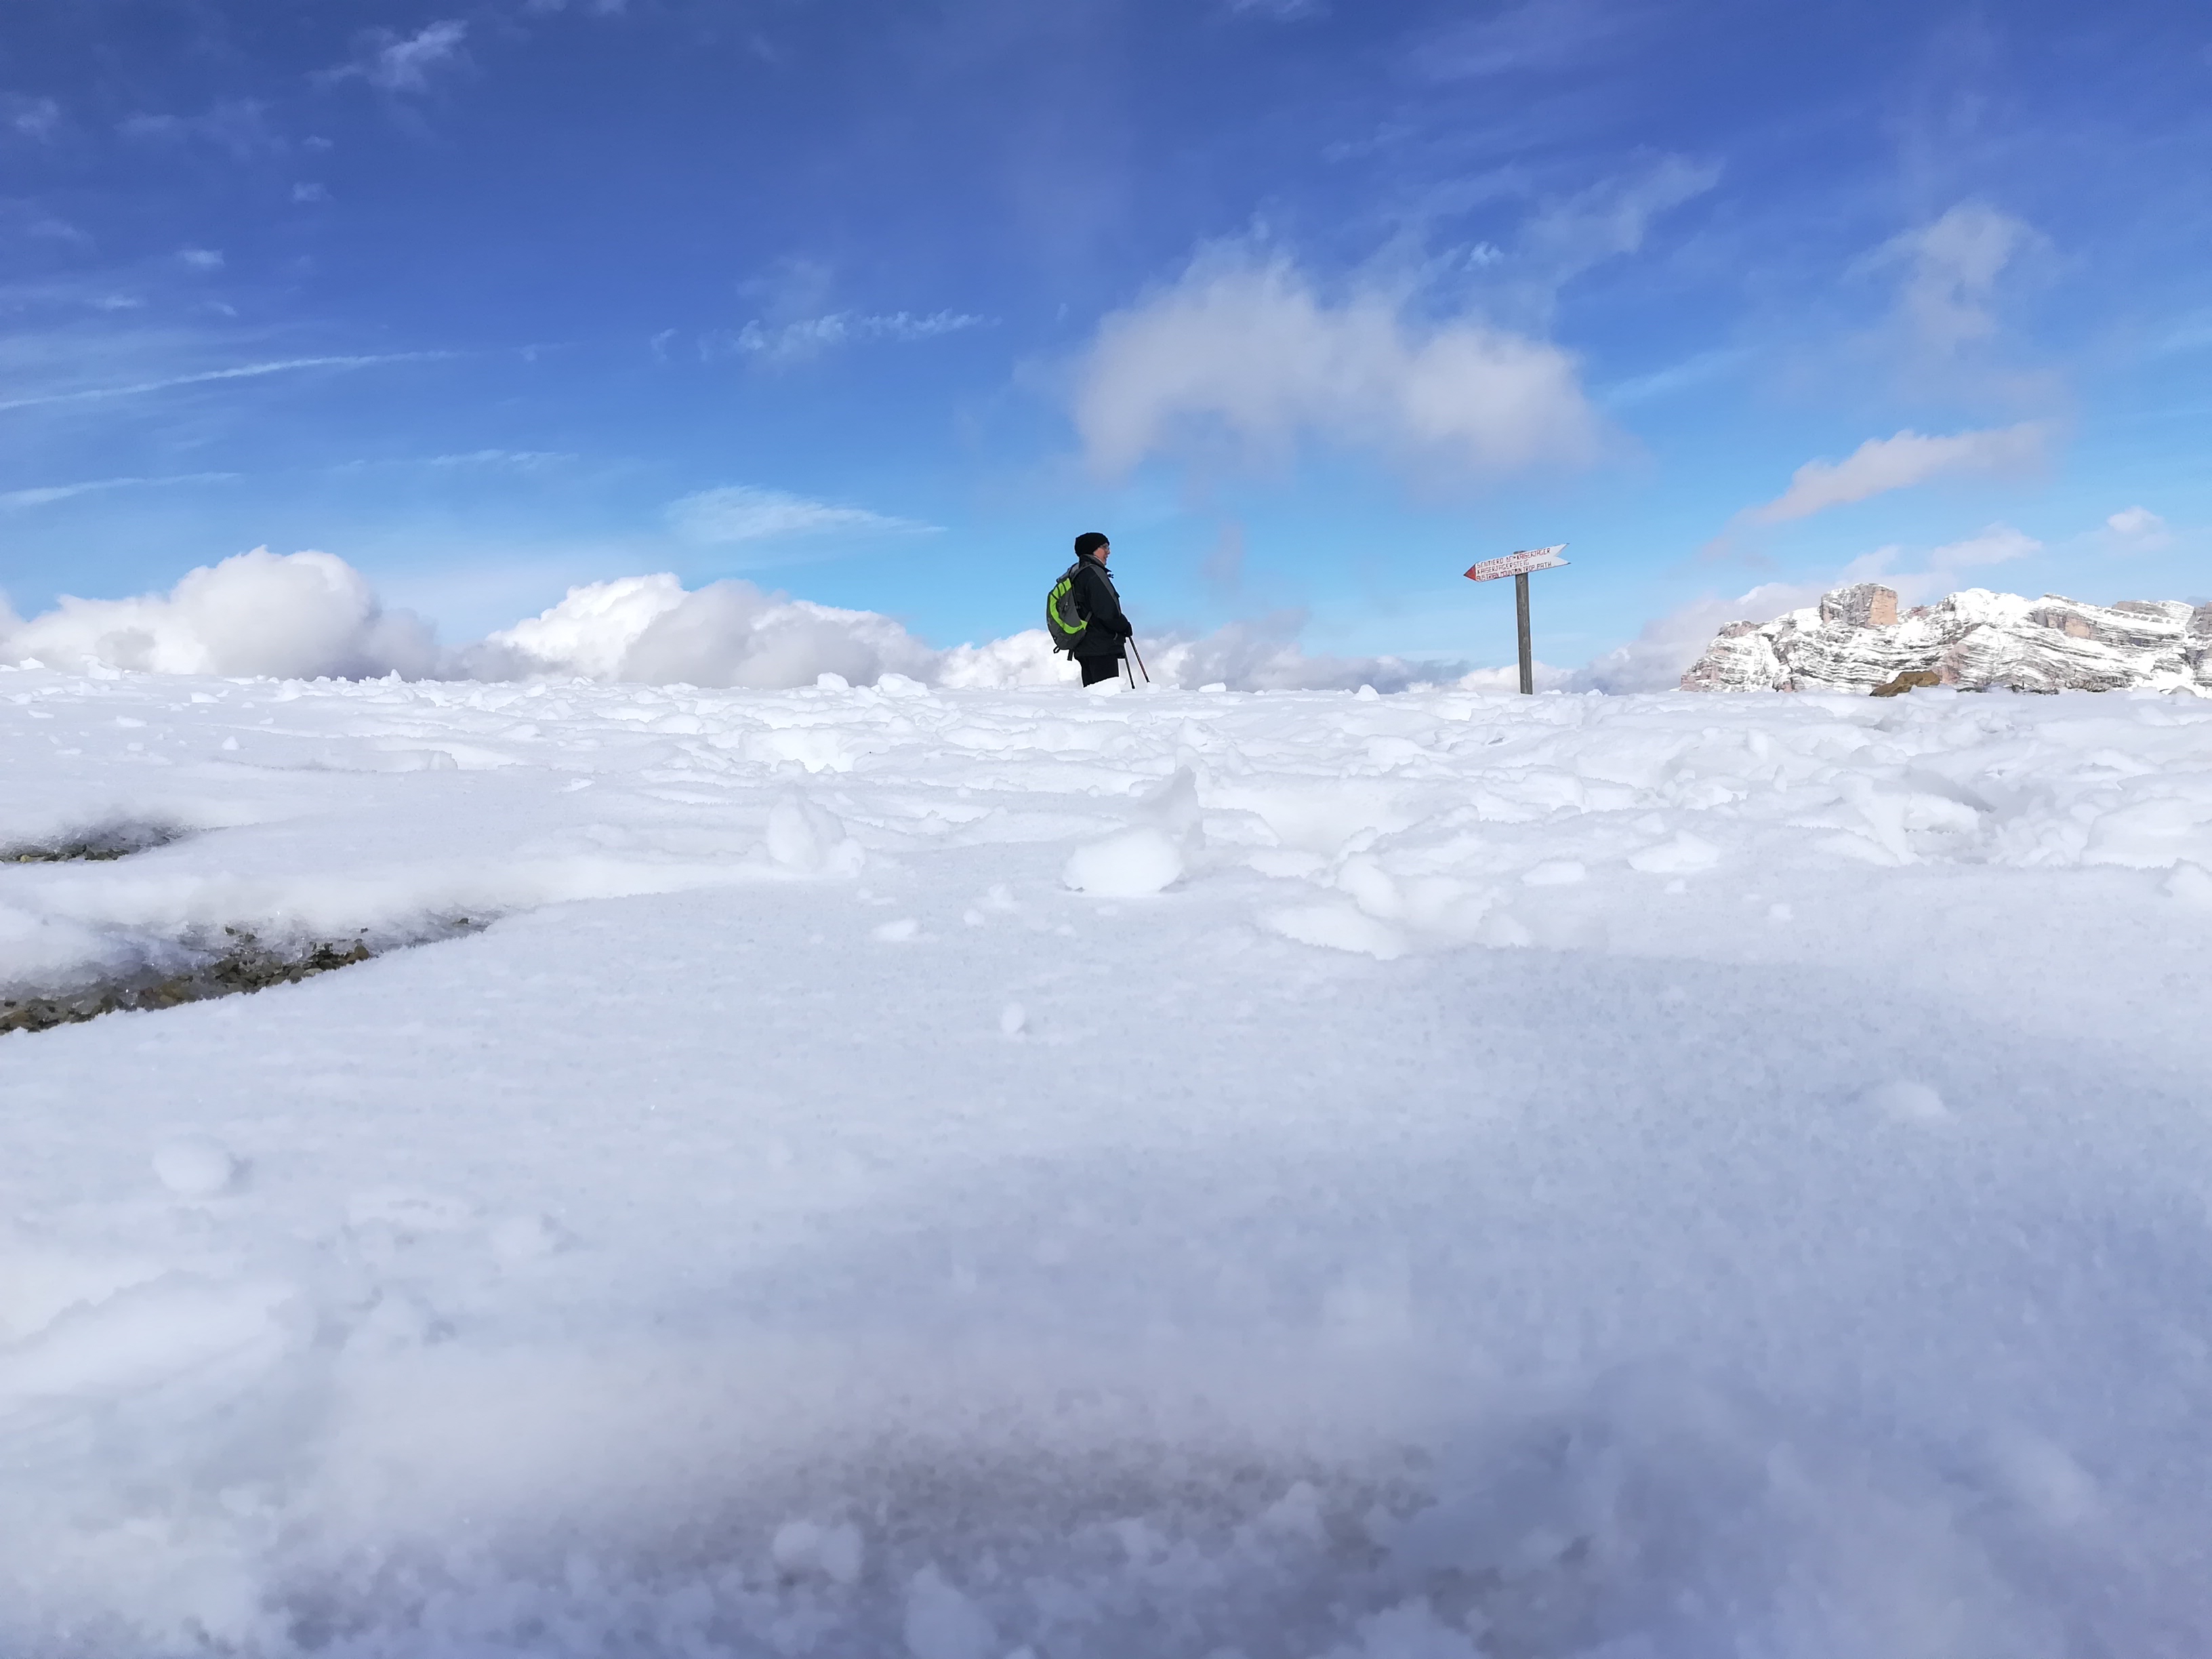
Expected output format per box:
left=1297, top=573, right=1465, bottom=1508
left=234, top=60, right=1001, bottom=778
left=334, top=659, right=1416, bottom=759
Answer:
left=1063, top=825, right=1185, bottom=895
left=150, top=1135, right=241, bottom=1197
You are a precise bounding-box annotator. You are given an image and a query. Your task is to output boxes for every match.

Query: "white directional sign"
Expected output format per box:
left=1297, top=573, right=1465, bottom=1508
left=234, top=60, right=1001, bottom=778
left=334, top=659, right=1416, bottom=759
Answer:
left=1463, top=544, right=1568, bottom=584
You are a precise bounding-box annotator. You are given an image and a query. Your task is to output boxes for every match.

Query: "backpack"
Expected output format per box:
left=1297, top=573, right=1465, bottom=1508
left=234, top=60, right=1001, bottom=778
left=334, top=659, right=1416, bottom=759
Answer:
left=1045, top=562, right=1089, bottom=653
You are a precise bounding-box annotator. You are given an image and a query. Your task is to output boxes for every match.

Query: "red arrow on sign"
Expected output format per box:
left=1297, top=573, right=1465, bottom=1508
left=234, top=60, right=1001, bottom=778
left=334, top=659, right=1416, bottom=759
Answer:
left=1465, top=544, right=1568, bottom=583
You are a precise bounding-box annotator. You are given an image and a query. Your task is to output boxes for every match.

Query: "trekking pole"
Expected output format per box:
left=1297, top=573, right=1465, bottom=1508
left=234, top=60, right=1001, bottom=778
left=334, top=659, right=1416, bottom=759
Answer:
left=1127, top=636, right=1150, bottom=684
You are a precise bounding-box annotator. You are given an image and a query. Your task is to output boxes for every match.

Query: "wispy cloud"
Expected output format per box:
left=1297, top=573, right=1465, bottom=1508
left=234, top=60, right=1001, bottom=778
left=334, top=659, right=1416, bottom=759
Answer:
left=1519, top=156, right=1720, bottom=293
left=1746, top=422, right=2050, bottom=525
left=1924, top=523, right=2041, bottom=568
left=1420, top=0, right=1637, bottom=80
left=665, top=485, right=938, bottom=544
left=427, top=449, right=573, bottom=470
left=328, top=20, right=470, bottom=94
left=1859, top=202, right=2040, bottom=363
left=705, top=310, right=989, bottom=363
left=1600, top=347, right=1746, bottom=408
left=120, top=100, right=281, bottom=158
left=328, top=449, right=575, bottom=474
left=0, top=472, right=239, bottom=510
left=0, top=351, right=455, bottom=415
left=5, top=95, right=62, bottom=141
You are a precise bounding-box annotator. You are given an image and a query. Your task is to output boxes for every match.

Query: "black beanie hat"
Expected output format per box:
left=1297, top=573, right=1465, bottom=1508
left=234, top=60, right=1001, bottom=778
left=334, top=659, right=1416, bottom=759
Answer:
left=1073, top=531, right=1110, bottom=559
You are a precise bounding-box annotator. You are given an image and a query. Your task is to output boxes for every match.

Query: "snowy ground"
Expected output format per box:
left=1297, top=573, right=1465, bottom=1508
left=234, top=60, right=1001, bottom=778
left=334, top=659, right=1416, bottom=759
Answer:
left=4, top=665, right=2211, bottom=1658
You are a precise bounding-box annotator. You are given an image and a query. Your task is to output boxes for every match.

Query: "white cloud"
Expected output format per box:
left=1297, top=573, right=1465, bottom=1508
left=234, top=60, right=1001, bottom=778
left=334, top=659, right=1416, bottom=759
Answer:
left=292, top=182, right=329, bottom=203
left=665, top=485, right=937, bottom=546
left=333, top=20, right=470, bottom=94
left=6, top=96, right=62, bottom=140
left=426, top=449, right=574, bottom=470
left=0, top=472, right=239, bottom=510
left=1519, top=156, right=1720, bottom=291
left=1747, top=422, right=2049, bottom=525
left=178, top=247, right=224, bottom=270
left=1421, top=0, right=1631, bottom=79
left=1867, top=202, right=2035, bottom=360
left=1071, top=245, right=1603, bottom=480
left=708, top=310, right=987, bottom=363
left=0, top=549, right=436, bottom=678
left=0, top=351, right=453, bottom=415
left=1926, top=523, right=2041, bottom=569
left=2103, top=506, right=2173, bottom=552
left=119, top=100, right=279, bottom=158
left=26, top=216, right=90, bottom=245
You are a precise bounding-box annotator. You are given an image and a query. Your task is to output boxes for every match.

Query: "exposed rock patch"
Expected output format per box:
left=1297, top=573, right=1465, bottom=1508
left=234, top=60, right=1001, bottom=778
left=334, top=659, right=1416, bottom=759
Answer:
left=1682, top=584, right=2212, bottom=695
left=1, top=920, right=484, bottom=1036
left=4, top=822, right=185, bottom=862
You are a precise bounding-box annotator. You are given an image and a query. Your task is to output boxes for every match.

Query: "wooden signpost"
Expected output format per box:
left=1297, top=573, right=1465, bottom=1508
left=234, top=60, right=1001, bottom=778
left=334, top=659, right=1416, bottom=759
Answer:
left=1463, top=544, right=1568, bottom=695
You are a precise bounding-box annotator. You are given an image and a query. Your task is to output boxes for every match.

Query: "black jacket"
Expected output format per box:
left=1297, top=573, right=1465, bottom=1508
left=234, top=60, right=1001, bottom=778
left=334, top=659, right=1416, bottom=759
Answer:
left=1067, top=556, right=1130, bottom=658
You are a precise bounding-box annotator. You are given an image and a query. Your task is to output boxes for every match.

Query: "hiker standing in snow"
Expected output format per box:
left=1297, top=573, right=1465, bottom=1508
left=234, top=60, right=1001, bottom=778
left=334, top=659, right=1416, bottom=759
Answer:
left=1055, top=531, right=1132, bottom=686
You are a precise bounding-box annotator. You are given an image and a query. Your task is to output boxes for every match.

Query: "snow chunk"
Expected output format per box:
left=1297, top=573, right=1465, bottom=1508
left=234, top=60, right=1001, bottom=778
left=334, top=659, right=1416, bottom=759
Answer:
left=1063, top=826, right=1184, bottom=897
left=151, top=1135, right=240, bottom=1197
left=1627, top=831, right=1721, bottom=874
left=1521, top=859, right=1587, bottom=886
left=766, top=792, right=863, bottom=875
left=1267, top=902, right=1407, bottom=960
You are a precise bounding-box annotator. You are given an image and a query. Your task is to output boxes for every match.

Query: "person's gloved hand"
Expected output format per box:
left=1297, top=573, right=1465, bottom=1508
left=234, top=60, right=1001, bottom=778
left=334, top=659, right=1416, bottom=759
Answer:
left=1119, top=620, right=1134, bottom=639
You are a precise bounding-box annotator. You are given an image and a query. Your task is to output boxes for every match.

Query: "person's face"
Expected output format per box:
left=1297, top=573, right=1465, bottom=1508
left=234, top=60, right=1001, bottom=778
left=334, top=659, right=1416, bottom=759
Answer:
left=1094, top=541, right=1112, bottom=563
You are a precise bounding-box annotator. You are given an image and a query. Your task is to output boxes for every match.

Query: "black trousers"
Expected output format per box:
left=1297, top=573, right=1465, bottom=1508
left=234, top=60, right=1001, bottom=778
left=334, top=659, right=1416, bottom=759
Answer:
left=1076, top=653, right=1125, bottom=686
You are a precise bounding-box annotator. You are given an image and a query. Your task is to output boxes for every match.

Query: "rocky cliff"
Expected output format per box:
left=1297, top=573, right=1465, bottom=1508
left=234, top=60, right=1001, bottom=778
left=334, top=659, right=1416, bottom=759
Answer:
left=1681, top=583, right=2212, bottom=695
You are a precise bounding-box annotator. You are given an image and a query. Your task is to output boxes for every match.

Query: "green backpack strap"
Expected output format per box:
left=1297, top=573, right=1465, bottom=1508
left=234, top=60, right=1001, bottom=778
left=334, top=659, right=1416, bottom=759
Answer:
left=1046, top=562, right=1090, bottom=651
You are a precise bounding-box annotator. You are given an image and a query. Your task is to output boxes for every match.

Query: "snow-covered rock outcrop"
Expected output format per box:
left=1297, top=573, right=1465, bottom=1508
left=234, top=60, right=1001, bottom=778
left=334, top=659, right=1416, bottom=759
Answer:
left=1682, top=583, right=2212, bottom=695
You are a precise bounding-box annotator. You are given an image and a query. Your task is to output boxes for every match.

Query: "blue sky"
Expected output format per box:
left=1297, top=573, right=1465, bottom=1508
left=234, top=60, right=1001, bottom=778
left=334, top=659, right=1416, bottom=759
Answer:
left=3, top=0, right=2208, bottom=673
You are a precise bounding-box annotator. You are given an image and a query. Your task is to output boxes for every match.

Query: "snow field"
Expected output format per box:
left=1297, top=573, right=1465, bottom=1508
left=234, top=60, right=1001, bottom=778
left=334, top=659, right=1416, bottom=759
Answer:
left=3, top=667, right=2212, bottom=1656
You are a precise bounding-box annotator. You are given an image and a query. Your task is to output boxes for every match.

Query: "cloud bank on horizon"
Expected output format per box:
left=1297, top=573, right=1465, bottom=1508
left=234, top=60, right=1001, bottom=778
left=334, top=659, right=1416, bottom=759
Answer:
left=1, top=548, right=1578, bottom=694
